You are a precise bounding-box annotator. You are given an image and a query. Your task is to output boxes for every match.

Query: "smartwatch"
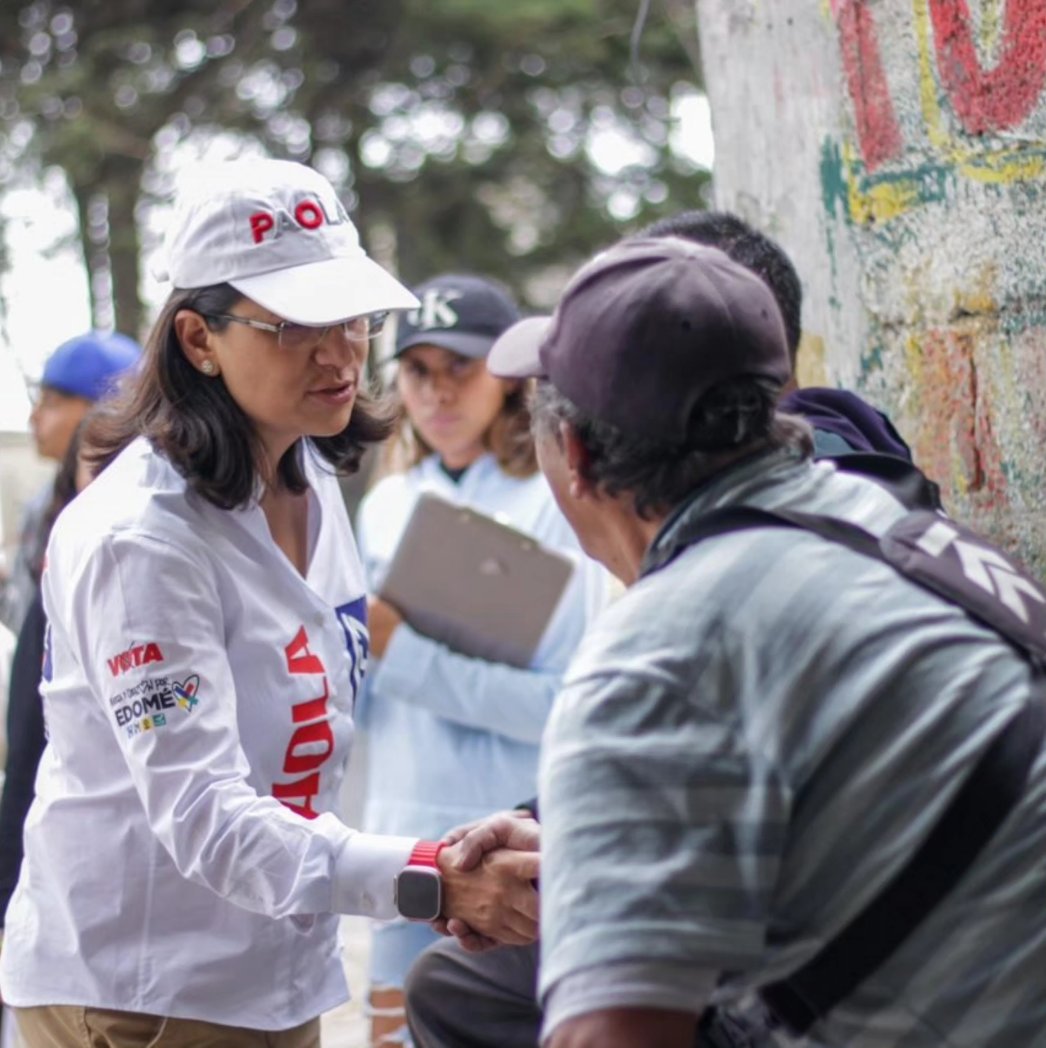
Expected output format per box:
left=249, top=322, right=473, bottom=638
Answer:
left=394, top=841, right=444, bottom=921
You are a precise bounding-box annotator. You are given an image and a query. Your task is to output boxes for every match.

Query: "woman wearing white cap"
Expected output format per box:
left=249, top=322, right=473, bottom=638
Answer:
left=0, top=161, right=532, bottom=1047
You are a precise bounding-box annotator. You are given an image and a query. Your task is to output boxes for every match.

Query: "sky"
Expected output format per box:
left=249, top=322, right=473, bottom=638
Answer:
left=0, top=92, right=714, bottom=432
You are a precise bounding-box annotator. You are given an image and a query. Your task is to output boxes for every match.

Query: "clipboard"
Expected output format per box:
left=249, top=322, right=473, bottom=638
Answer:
left=378, top=492, right=576, bottom=668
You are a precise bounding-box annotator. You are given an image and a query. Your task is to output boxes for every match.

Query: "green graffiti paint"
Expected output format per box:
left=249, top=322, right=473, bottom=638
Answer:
left=820, top=137, right=851, bottom=222
left=859, top=341, right=886, bottom=377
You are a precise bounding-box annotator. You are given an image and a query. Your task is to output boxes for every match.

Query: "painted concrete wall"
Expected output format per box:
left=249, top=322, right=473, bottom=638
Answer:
left=696, top=0, right=1046, bottom=576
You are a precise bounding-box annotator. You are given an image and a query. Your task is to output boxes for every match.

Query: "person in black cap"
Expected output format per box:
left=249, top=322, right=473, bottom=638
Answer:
left=411, top=238, right=1045, bottom=1048
left=354, top=274, right=607, bottom=1046
left=487, top=238, right=1045, bottom=1048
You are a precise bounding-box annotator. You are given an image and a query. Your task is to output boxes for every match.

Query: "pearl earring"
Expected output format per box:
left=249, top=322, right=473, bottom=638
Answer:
left=201, top=360, right=216, bottom=375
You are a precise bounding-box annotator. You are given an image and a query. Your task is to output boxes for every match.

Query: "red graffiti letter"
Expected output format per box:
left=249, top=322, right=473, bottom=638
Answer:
left=832, top=0, right=904, bottom=170
left=929, top=0, right=1046, bottom=134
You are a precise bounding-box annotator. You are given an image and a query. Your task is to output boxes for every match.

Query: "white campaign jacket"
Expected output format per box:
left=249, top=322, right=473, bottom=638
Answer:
left=0, top=438, right=415, bottom=1030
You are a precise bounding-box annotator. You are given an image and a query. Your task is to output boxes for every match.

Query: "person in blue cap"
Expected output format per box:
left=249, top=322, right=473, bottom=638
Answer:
left=28, top=330, right=142, bottom=463
left=1, top=331, right=142, bottom=635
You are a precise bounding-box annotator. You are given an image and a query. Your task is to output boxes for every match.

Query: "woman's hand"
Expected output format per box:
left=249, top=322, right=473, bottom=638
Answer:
left=367, top=596, right=404, bottom=658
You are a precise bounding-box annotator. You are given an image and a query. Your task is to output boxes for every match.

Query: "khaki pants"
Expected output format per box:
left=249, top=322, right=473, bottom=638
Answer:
left=12, top=1007, right=320, bottom=1048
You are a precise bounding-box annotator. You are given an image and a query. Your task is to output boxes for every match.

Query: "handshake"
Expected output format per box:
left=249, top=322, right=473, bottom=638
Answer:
left=433, top=809, right=541, bottom=951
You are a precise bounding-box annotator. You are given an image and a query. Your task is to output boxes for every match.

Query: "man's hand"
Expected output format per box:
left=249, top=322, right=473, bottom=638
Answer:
left=438, top=842, right=540, bottom=952
left=367, top=596, right=404, bottom=658
left=442, top=810, right=541, bottom=870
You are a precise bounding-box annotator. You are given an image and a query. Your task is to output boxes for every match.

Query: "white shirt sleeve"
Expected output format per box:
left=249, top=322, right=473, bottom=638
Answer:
left=55, top=530, right=414, bottom=920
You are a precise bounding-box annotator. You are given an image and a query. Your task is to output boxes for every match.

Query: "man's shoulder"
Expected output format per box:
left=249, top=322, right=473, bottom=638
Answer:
left=781, top=386, right=913, bottom=460
left=561, top=565, right=713, bottom=700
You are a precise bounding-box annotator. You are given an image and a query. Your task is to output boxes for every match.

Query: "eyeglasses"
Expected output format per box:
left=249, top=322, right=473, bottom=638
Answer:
left=201, top=311, right=388, bottom=353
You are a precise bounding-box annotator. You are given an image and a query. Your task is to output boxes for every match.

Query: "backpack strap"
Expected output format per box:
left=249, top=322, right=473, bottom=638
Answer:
left=763, top=696, right=1044, bottom=1034
left=828, top=452, right=943, bottom=512
left=657, top=505, right=1046, bottom=666
left=651, top=503, right=1046, bottom=1035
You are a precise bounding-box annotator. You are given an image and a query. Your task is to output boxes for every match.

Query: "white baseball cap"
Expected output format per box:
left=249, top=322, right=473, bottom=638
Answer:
left=157, top=158, right=419, bottom=324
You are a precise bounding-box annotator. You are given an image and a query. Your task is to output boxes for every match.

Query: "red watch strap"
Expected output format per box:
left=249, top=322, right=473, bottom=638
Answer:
left=407, top=840, right=444, bottom=869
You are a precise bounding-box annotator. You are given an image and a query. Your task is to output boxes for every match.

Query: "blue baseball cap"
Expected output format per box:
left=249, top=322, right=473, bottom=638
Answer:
left=41, top=330, right=142, bottom=402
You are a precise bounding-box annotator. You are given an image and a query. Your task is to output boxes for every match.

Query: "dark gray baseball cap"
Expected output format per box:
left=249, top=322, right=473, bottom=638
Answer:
left=487, top=237, right=791, bottom=443
left=395, top=273, right=521, bottom=359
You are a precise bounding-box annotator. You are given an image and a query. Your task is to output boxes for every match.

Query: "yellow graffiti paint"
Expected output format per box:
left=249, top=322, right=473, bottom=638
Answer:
left=903, top=332, right=924, bottom=388
left=796, top=332, right=829, bottom=388
left=981, top=0, right=1003, bottom=56
left=953, top=284, right=997, bottom=319
left=840, top=144, right=923, bottom=224
left=959, top=150, right=1046, bottom=184
left=913, top=0, right=950, bottom=151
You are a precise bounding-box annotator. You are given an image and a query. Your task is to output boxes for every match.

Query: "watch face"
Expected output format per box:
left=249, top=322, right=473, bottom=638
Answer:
left=396, top=867, right=442, bottom=921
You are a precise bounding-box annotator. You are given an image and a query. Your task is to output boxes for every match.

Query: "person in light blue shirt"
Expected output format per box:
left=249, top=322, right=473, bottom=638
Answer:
left=355, top=273, right=606, bottom=1046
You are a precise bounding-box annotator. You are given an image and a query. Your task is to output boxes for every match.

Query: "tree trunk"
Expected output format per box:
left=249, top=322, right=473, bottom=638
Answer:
left=695, top=0, right=1046, bottom=576
left=71, top=182, right=103, bottom=331
left=103, top=154, right=146, bottom=341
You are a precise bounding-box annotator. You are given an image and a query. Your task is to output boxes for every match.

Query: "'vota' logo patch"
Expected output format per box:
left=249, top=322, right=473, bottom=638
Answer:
left=335, top=598, right=369, bottom=698
left=107, top=643, right=164, bottom=677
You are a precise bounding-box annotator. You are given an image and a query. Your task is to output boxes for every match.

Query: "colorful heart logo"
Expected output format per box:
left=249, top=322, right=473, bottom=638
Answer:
left=173, top=674, right=201, bottom=713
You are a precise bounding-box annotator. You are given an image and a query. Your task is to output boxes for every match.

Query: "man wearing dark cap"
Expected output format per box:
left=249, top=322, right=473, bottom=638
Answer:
left=432, top=237, right=1044, bottom=1048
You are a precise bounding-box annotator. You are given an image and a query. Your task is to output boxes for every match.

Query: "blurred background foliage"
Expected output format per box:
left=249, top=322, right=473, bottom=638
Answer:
left=0, top=0, right=708, bottom=337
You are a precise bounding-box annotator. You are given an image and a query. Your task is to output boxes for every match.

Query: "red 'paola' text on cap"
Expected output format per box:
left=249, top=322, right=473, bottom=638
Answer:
left=248, top=194, right=350, bottom=245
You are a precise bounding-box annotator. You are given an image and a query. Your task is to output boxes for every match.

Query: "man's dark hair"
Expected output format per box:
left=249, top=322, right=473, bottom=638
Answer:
left=86, top=284, right=395, bottom=509
left=637, top=211, right=803, bottom=364
left=531, top=378, right=811, bottom=520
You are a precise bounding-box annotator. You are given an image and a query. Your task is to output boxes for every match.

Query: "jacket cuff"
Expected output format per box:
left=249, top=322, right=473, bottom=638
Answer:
left=331, top=832, right=417, bottom=919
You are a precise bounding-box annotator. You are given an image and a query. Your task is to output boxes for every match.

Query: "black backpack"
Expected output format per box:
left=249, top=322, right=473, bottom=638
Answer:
left=647, top=484, right=1045, bottom=1043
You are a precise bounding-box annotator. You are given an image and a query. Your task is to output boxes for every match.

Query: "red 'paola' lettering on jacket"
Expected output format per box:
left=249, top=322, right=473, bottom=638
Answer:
left=107, top=643, right=164, bottom=677
left=272, top=626, right=334, bottom=820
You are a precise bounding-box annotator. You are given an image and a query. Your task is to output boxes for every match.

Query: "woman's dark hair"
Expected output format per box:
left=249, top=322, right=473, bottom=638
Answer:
left=86, top=284, right=397, bottom=509
left=385, top=369, right=537, bottom=479
left=530, top=377, right=812, bottom=520
left=29, top=418, right=88, bottom=582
